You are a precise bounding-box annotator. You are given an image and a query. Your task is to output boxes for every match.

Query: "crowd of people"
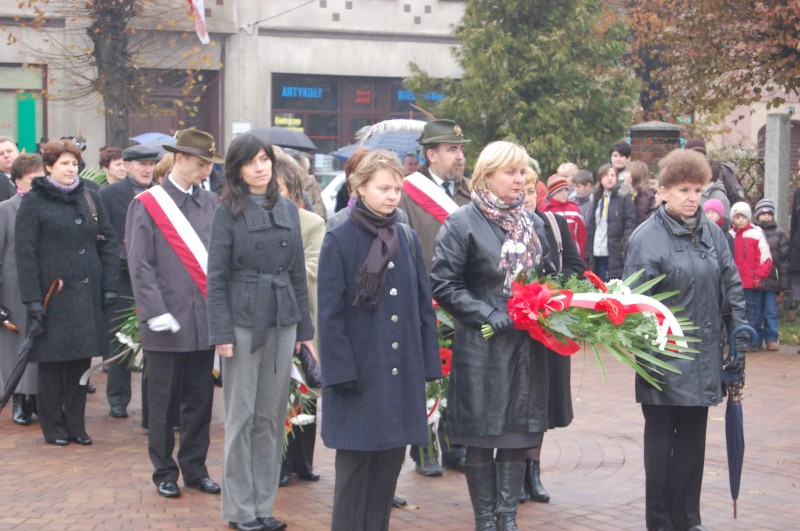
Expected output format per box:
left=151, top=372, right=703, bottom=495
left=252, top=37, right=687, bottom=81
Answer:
left=0, top=120, right=794, bottom=531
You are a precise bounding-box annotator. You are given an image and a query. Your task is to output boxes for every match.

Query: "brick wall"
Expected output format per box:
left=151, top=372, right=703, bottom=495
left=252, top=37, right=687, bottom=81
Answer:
left=629, top=121, right=685, bottom=175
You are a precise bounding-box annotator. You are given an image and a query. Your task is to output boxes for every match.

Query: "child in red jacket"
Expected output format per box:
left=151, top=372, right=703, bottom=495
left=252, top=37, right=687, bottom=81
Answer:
left=541, top=175, right=587, bottom=259
left=729, top=201, right=773, bottom=350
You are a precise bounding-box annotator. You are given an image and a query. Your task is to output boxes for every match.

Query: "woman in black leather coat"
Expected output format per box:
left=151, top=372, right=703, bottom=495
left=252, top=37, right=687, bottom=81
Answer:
left=431, top=141, right=553, bottom=531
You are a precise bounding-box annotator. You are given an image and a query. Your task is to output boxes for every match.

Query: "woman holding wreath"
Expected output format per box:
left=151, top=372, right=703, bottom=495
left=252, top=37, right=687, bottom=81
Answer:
left=431, top=141, right=553, bottom=531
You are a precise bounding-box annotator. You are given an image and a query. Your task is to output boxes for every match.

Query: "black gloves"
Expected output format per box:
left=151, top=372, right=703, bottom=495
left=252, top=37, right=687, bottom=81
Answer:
left=331, top=380, right=361, bottom=394
left=486, top=310, right=514, bottom=335
left=725, top=350, right=745, bottom=375
left=103, top=291, right=119, bottom=309
left=27, top=301, right=46, bottom=336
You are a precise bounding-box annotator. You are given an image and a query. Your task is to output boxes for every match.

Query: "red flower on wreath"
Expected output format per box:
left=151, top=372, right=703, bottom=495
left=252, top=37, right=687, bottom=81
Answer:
left=583, top=270, right=608, bottom=293
left=596, top=297, right=626, bottom=326
left=439, top=347, right=452, bottom=377
left=299, top=384, right=309, bottom=395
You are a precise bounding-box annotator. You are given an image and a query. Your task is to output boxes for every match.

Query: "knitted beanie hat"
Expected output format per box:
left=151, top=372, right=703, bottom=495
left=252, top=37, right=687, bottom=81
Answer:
left=730, top=201, right=752, bottom=221
left=753, top=198, right=775, bottom=219
left=703, top=198, right=725, bottom=219
left=684, top=138, right=707, bottom=155
left=547, top=175, right=569, bottom=197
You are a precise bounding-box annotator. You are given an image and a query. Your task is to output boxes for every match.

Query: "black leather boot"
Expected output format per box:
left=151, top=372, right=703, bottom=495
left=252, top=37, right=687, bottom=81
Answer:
left=26, top=394, right=37, bottom=418
left=495, top=461, right=525, bottom=531
left=12, top=394, right=31, bottom=425
left=463, top=461, right=497, bottom=531
left=525, top=459, right=550, bottom=502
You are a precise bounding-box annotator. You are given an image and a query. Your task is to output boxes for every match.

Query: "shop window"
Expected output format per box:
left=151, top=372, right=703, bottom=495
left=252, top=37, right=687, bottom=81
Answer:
left=0, top=65, right=46, bottom=153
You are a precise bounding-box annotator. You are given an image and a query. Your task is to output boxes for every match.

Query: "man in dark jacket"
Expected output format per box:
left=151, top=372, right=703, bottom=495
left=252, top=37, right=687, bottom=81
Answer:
left=125, top=129, right=221, bottom=499
left=98, top=144, right=158, bottom=420
left=0, top=136, right=19, bottom=201
left=398, top=119, right=470, bottom=476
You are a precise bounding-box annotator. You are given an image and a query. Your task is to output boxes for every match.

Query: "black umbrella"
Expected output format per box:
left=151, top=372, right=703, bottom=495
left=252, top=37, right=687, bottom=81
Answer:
left=723, top=324, right=755, bottom=519
left=251, top=127, right=317, bottom=152
left=0, top=278, right=63, bottom=411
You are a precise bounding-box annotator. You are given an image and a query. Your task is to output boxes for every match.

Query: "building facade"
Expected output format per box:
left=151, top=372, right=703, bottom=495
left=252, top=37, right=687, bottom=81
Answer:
left=0, top=0, right=464, bottom=165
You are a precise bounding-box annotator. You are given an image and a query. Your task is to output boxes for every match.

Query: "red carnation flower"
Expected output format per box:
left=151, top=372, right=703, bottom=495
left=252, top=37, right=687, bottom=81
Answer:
left=584, top=270, right=608, bottom=293
left=439, top=347, right=452, bottom=377
left=596, top=297, right=626, bottom=326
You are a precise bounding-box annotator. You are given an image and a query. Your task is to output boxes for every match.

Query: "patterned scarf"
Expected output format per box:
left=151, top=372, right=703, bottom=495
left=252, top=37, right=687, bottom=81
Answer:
left=472, top=189, right=542, bottom=295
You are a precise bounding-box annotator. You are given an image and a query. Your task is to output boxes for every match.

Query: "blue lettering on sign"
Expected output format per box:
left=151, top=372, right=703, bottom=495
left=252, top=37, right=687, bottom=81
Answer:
left=396, top=89, right=445, bottom=102
left=281, top=86, right=324, bottom=99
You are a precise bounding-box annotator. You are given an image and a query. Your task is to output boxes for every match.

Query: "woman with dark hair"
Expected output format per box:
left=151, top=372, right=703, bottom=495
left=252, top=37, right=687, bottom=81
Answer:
left=318, top=149, right=441, bottom=531
left=585, top=163, right=636, bottom=281
left=207, top=133, right=315, bottom=531
left=15, top=139, right=119, bottom=446
left=624, top=148, right=747, bottom=531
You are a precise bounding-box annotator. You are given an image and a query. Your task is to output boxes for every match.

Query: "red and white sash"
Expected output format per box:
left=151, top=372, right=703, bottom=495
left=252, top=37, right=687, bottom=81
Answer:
left=402, top=172, right=459, bottom=224
left=136, top=186, right=208, bottom=297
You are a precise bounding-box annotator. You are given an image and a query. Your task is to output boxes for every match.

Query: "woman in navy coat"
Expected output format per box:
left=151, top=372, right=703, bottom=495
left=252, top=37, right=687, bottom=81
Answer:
left=318, top=149, right=441, bottom=531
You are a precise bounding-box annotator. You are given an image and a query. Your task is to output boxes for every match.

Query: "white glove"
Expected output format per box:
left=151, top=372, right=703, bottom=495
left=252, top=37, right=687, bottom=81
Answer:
left=147, top=313, right=181, bottom=333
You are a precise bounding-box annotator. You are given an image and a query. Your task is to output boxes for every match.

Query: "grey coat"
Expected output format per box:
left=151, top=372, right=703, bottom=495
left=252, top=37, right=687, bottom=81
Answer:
left=318, top=217, right=441, bottom=451
left=16, top=178, right=119, bottom=363
left=431, top=203, right=550, bottom=438
left=125, top=178, right=218, bottom=352
left=0, top=195, right=36, bottom=393
left=624, top=205, right=747, bottom=407
left=206, top=196, right=314, bottom=348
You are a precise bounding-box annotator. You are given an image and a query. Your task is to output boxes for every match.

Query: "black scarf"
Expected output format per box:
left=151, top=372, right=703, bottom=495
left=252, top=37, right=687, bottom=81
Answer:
left=348, top=200, right=399, bottom=310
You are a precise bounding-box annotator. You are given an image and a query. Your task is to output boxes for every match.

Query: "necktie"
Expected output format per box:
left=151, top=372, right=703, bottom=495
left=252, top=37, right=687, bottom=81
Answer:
left=602, top=194, right=609, bottom=220
left=442, top=182, right=452, bottom=197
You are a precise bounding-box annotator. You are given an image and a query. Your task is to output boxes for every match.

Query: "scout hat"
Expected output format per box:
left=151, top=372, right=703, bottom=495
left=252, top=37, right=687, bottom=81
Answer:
left=164, top=128, right=225, bottom=164
left=417, top=119, right=470, bottom=145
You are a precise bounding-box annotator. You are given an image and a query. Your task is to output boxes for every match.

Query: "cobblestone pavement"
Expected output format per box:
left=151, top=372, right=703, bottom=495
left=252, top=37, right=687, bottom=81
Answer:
left=1, top=346, right=798, bottom=530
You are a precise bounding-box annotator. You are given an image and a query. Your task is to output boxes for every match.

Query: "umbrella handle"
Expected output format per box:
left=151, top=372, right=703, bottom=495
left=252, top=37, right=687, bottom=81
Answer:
left=43, top=278, right=64, bottom=310
left=728, top=324, right=756, bottom=362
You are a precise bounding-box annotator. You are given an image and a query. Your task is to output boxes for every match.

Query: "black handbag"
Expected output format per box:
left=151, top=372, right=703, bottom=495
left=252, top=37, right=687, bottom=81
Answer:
left=297, top=344, right=321, bottom=388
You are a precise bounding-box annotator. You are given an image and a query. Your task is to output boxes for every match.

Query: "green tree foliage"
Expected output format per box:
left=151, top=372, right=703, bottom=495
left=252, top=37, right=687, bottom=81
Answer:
left=406, top=0, right=639, bottom=173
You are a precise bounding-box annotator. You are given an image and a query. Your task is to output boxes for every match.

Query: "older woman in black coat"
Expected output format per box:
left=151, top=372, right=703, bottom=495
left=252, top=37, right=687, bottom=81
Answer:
left=431, top=141, right=552, bottom=531
left=207, top=134, right=314, bottom=531
left=318, top=149, right=441, bottom=531
left=624, top=149, right=747, bottom=531
left=16, top=139, right=119, bottom=446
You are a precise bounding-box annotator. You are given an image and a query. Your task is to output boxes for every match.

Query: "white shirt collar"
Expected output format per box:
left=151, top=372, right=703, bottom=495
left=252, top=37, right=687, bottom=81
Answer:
left=168, top=173, right=193, bottom=195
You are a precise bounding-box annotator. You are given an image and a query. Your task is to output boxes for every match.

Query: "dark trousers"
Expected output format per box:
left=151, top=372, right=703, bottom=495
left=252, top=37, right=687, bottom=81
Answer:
left=743, top=288, right=763, bottom=346
left=642, top=404, right=709, bottom=530
left=281, top=401, right=317, bottom=477
left=36, top=358, right=91, bottom=442
left=331, top=447, right=405, bottom=531
left=105, top=339, right=132, bottom=408
left=593, top=256, right=609, bottom=282
left=147, top=349, right=214, bottom=485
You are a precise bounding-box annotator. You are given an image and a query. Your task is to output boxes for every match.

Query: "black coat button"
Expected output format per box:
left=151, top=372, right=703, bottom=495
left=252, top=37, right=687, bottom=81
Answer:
left=277, top=267, right=284, bottom=273
left=281, top=240, right=288, bottom=247
left=79, top=249, right=86, bottom=255
left=256, top=242, right=264, bottom=249
left=75, top=218, right=82, bottom=225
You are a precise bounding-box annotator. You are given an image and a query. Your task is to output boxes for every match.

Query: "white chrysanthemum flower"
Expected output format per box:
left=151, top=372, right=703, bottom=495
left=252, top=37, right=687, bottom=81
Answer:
left=440, top=398, right=447, bottom=409
left=115, top=332, right=139, bottom=350
left=428, top=409, right=441, bottom=425
left=606, top=279, right=631, bottom=295
left=652, top=321, right=670, bottom=351
left=291, top=414, right=316, bottom=426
